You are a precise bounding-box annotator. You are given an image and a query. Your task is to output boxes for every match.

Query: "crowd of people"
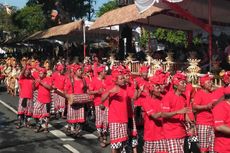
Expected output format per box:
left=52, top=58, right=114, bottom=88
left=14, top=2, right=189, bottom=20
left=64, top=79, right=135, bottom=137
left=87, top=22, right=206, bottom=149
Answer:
left=0, top=56, right=229, bottom=153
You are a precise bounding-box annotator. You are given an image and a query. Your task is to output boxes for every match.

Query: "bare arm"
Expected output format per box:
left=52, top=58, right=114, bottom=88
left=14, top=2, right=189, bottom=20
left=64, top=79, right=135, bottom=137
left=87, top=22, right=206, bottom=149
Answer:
left=161, top=107, right=190, bottom=118
left=161, top=111, right=178, bottom=118
left=88, top=88, right=103, bottom=95
left=39, top=81, right=53, bottom=90
left=215, top=125, right=230, bottom=135
left=150, top=112, right=162, bottom=120
left=101, top=86, right=119, bottom=103
left=132, top=88, right=140, bottom=100
left=193, top=104, right=212, bottom=111
left=101, top=91, right=110, bottom=103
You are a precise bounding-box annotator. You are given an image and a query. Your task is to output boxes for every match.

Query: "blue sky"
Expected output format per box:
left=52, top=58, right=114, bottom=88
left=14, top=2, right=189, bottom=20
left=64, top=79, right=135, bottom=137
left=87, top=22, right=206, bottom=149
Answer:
left=0, top=0, right=109, bottom=10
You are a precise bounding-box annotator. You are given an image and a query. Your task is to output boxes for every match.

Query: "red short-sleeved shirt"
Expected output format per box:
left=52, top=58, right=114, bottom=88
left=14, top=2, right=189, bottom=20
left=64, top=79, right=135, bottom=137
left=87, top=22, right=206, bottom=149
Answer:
left=64, top=77, right=84, bottom=94
left=142, top=96, right=165, bottom=141
left=193, top=89, right=220, bottom=126
left=108, top=86, right=129, bottom=123
left=19, top=76, right=34, bottom=99
left=52, top=72, right=66, bottom=91
left=37, top=77, right=52, bottom=104
left=213, top=101, right=230, bottom=153
left=90, top=77, right=106, bottom=106
left=162, top=91, right=187, bottom=139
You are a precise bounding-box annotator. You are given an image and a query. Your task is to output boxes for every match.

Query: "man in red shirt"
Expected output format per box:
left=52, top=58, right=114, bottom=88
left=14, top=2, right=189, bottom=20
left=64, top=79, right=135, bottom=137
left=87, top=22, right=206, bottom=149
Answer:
left=52, top=63, right=66, bottom=118
left=64, top=64, right=86, bottom=137
left=89, top=65, right=108, bottom=147
left=31, top=62, right=39, bottom=104
left=16, top=65, right=34, bottom=129
left=123, top=67, right=138, bottom=153
left=133, top=65, right=150, bottom=128
left=212, top=87, right=230, bottom=153
left=33, top=67, right=53, bottom=133
left=52, top=64, right=66, bottom=118
left=193, top=75, right=216, bottom=153
left=162, top=72, right=190, bottom=153
left=101, top=70, right=130, bottom=153
left=142, top=75, right=168, bottom=153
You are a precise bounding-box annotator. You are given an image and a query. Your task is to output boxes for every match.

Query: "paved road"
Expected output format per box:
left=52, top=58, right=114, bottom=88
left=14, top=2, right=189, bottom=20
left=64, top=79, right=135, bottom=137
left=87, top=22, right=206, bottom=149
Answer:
left=0, top=85, right=111, bottom=153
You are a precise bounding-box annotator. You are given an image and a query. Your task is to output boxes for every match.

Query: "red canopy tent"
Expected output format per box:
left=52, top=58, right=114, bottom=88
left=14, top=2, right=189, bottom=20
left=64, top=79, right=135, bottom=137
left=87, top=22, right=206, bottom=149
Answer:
left=155, top=0, right=214, bottom=71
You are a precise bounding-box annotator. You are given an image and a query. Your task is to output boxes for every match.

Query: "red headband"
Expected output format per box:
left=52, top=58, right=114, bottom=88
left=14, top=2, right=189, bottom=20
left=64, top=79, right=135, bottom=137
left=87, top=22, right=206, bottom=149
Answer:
left=71, top=64, right=81, bottom=72
left=56, top=64, right=64, bottom=71
left=97, top=65, right=106, bottom=73
left=111, top=69, right=122, bottom=81
left=172, top=72, right=186, bottom=85
left=39, top=67, right=47, bottom=73
left=84, top=65, right=92, bottom=73
left=223, top=71, right=230, bottom=83
left=149, top=75, right=163, bottom=85
left=200, top=74, right=212, bottom=86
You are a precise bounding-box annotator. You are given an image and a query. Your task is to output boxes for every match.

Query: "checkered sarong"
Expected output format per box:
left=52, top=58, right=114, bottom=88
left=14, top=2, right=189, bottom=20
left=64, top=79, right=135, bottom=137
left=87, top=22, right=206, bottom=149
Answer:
left=109, top=123, right=128, bottom=144
left=166, top=138, right=185, bottom=153
left=67, top=104, right=85, bottom=123
left=95, top=106, right=108, bottom=132
left=143, top=140, right=168, bottom=153
left=17, top=98, right=33, bottom=116
left=197, top=124, right=215, bottom=153
left=53, top=93, right=66, bottom=112
left=33, top=101, right=50, bottom=119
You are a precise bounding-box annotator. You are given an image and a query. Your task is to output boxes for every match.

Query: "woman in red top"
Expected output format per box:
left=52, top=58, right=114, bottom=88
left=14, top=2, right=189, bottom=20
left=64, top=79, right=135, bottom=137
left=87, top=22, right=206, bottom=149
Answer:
left=33, top=67, right=53, bottom=133
left=64, top=64, right=86, bottom=137
left=142, top=75, right=168, bottom=153
left=16, top=65, right=34, bottom=129
left=101, top=70, right=129, bottom=153
left=212, top=87, right=230, bottom=153
left=161, top=72, right=190, bottom=153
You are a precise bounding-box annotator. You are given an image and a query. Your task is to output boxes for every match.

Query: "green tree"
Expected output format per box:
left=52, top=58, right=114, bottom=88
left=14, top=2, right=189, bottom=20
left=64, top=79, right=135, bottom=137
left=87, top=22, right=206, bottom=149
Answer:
left=13, top=5, right=47, bottom=34
left=27, top=0, right=93, bottom=24
left=153, top=28, right=188, bottom=47
left=0, top=6, right=20, bottom=43
left=96, top=0, right=118, bottom=17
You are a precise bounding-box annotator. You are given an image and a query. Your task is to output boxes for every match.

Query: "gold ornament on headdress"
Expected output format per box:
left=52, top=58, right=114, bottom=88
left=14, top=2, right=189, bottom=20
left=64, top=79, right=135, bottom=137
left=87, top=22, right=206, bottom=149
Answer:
left=187, top=59, right=201, bottom=85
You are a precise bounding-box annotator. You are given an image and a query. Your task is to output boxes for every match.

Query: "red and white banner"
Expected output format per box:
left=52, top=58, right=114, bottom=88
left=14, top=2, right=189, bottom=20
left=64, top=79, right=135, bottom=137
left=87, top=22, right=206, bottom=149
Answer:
left=135, top=0, right=183, bottom=13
